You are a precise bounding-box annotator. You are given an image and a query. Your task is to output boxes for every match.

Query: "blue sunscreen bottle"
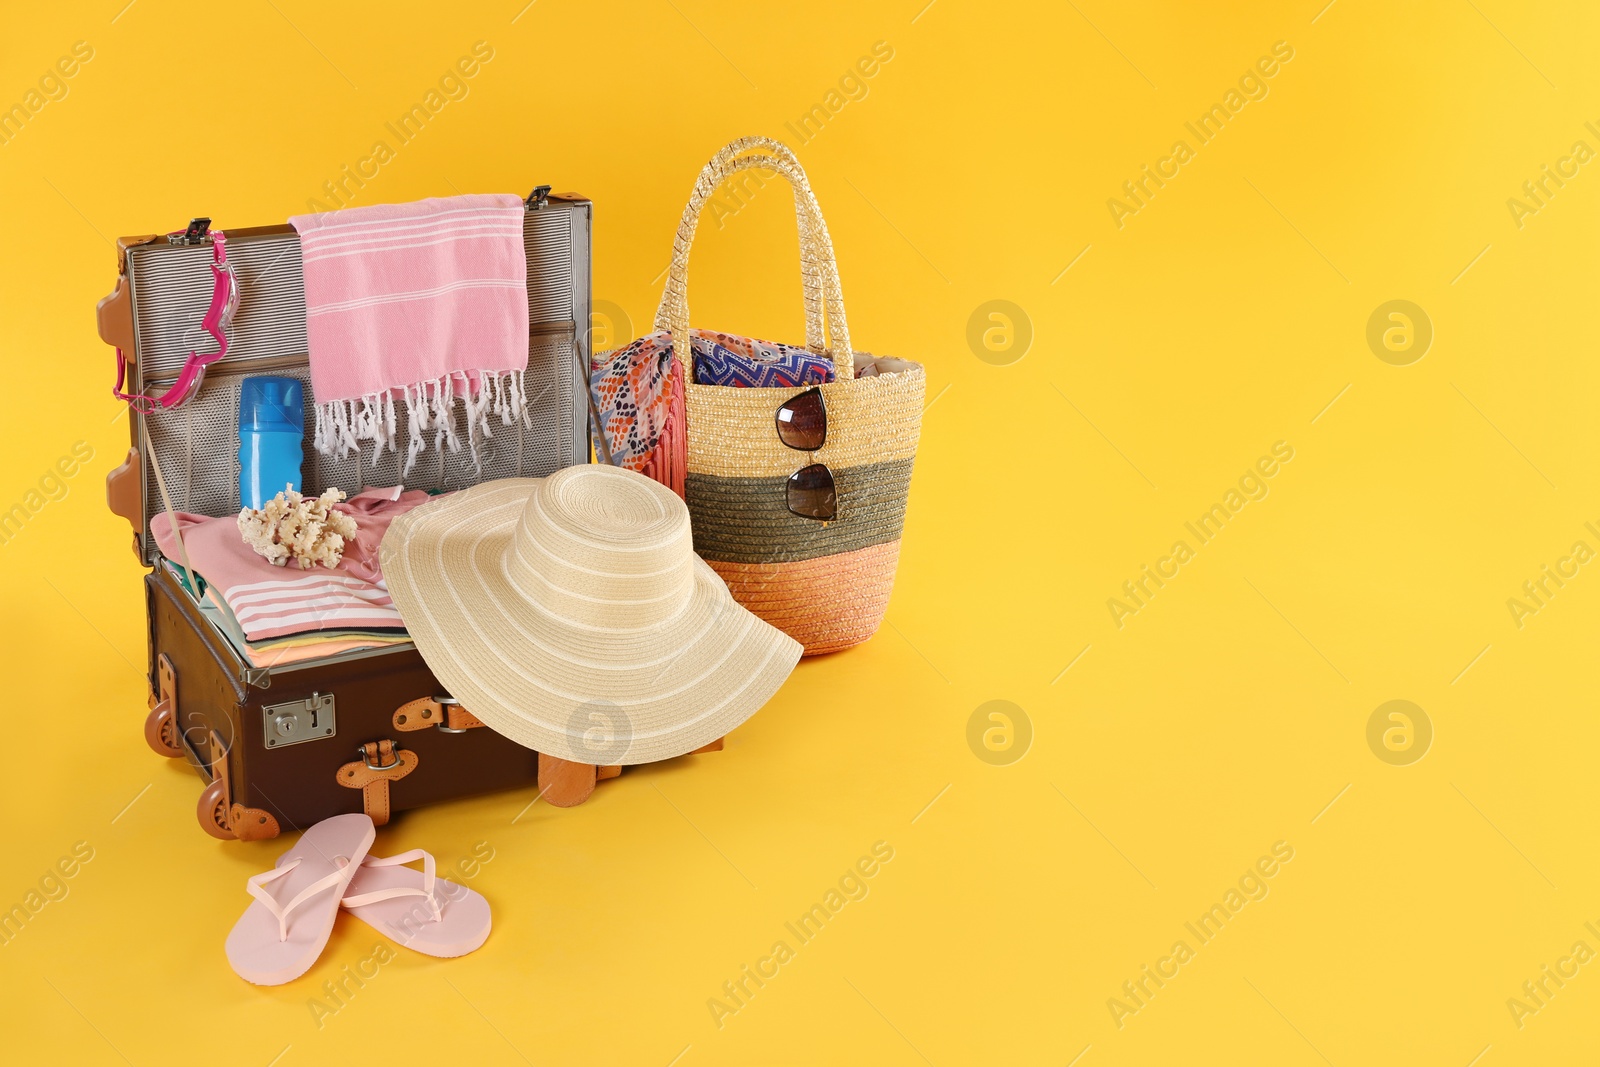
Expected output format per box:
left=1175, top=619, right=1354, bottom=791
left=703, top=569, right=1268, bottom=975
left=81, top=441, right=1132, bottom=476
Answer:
left=238, top=376, right=305, bottom=510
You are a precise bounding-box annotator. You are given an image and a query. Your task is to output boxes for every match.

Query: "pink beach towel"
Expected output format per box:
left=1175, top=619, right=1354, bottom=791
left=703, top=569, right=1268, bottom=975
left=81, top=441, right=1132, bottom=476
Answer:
left=289, top=194, right=529, bottom=473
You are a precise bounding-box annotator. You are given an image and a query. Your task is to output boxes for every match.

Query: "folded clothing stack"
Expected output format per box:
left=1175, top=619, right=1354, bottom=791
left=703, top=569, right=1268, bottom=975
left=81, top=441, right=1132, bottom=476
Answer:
left=159, top=560, right=412, bottom=668
left=151, top=486, right=437, bottom=666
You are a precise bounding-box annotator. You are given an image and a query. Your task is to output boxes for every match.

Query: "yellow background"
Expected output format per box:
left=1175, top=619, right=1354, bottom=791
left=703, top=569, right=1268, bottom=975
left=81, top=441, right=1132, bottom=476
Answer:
left=2, top=0, right=1597, bottom=1063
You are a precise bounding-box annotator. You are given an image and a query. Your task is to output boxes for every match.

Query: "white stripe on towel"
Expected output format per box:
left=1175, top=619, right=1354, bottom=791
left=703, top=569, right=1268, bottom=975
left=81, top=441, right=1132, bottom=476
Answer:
left=306, top=278, right=525, bottom=318
left=297, top=206, right=523, bottom=242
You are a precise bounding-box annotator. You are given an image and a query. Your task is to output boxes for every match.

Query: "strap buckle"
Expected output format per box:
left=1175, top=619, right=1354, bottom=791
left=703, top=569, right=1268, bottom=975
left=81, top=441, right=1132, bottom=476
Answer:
left=434, top=695, right=471, bottom=734
left=361, top=741, right=402, bottom=771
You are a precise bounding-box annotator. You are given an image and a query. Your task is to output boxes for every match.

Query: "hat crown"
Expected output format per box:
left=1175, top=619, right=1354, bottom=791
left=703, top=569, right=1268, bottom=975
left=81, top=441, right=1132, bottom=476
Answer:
left=506, top=466, right=694, bottom=629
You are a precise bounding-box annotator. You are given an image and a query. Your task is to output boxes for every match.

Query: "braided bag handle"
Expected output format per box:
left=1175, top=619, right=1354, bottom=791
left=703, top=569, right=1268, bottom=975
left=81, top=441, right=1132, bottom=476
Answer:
left=654, top=136, right=854, bottom=378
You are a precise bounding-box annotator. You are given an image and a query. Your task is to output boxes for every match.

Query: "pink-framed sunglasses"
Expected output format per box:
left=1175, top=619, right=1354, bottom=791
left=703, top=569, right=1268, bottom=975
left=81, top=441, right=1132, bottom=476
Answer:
left=112, top=223, right=240, bottom=414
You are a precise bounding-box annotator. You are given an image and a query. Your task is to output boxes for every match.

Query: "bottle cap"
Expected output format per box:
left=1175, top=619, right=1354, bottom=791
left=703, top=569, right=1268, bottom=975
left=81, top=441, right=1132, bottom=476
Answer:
left=239, top=376, right=304, bottom=434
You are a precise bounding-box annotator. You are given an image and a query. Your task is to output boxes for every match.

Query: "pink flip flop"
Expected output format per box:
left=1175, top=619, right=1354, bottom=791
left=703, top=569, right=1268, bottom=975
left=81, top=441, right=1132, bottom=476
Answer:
left=339, top=849, right=491, bottom=958
left=224, top=813, right=376, bottom=985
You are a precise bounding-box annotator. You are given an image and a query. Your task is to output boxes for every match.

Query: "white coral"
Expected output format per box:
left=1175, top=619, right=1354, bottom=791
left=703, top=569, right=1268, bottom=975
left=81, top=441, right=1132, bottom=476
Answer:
left=237, top=487, right=358, bottom=570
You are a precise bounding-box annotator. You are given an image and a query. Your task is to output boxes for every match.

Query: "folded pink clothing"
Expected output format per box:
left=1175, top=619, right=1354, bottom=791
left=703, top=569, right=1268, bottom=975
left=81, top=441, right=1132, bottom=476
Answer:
left=243, top=634, right=411, bottom=669
left=151, top=487, right=435, bottom=641
left=289, top=194, right=530, bottom=475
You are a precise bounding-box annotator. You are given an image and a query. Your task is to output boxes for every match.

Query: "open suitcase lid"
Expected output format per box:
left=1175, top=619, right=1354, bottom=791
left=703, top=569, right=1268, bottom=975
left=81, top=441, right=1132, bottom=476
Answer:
left=99, top=190, right=594, bottom=568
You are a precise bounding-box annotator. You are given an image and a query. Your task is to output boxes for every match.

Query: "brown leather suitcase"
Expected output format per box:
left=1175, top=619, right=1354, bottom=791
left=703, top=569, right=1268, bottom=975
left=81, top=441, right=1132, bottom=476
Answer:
left=100, top=189, right=719, bottom=841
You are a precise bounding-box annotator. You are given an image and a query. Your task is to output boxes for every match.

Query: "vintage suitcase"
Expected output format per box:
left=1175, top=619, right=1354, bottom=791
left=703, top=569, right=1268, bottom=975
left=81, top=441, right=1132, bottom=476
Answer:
left=99, top=189, right=720, bottom=841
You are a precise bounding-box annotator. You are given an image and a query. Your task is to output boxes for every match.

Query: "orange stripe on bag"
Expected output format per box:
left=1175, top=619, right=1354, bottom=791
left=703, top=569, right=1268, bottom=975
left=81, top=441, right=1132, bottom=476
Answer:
left=706, top=541, right=903, bottom=656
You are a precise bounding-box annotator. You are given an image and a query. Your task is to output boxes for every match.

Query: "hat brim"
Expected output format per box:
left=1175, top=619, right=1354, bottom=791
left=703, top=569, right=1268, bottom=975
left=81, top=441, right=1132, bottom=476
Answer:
left=379, top=479, right=802, bottom=764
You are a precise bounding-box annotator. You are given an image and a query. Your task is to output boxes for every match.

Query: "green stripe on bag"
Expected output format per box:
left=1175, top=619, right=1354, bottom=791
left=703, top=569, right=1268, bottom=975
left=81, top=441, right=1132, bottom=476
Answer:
left=686, top=457, right=914, bottom=564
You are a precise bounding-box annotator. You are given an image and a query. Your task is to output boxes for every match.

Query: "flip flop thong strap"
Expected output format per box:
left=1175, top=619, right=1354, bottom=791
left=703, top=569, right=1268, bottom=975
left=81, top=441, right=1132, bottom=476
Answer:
left=341, top=849, right=441, bottom=921
left=246, top=857, right=352, bottom=942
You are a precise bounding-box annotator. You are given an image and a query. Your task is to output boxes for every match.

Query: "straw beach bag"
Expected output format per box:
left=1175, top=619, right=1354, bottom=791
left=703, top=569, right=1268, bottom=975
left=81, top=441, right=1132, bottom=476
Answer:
left=655, top=136, right=925, bottom=655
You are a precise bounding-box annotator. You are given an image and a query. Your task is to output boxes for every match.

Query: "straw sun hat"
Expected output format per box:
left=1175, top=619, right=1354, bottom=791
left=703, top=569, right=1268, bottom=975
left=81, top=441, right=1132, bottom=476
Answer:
left=378, top=465, right=802, bottom=765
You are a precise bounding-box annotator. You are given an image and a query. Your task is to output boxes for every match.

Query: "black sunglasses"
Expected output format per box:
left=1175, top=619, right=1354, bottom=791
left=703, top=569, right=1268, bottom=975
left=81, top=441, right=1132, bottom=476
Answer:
left=775, top=388, right=835, bottom=521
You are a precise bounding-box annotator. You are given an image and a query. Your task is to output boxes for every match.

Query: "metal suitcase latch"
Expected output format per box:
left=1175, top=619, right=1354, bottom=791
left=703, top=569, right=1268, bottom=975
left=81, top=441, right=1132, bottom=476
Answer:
left=525, top=185, right=551, bottom=210
left=170, top=217, right=212, bottom=245
left=262, top=692, right=336, bottom=749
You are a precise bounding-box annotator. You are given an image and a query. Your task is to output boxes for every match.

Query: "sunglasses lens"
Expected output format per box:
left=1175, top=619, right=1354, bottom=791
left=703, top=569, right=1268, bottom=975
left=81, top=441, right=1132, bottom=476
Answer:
left=787, top=463, right=836, bottom=520
left=775, top=389, right=826, bottom=451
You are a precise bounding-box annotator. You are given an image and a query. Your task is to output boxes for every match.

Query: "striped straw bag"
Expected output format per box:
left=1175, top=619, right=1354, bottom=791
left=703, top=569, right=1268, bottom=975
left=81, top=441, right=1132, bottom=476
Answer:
left=656, top=136, right=925, bottom=655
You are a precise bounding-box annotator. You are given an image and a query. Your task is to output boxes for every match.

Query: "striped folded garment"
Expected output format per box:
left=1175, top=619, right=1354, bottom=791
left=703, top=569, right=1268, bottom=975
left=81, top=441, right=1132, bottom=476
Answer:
left=150, top=487, right=433, bottom=641
left=164, top=561, right=414, bottom=667
left=289, top=194, right=530, bottom=474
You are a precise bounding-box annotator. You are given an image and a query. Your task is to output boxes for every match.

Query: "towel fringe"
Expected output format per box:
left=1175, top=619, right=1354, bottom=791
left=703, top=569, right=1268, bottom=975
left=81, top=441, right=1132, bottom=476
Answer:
left=315, top=370, right=527, bottom=475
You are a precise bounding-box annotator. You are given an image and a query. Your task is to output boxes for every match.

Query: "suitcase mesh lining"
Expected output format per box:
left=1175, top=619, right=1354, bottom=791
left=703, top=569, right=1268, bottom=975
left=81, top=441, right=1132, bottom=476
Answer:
left=130, top=209, right=581, bottom=563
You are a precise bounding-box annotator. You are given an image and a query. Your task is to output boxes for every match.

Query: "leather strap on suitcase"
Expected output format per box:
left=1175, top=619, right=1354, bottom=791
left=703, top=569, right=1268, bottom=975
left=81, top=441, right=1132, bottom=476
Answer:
left=393, top=697, right=485, bottom=733
left=337, top=740, right=418, bottom=826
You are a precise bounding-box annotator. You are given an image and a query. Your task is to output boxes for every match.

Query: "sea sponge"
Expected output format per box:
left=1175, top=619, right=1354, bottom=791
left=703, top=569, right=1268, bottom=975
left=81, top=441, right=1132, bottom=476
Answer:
left=237, top=487, right=359, bottom=570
